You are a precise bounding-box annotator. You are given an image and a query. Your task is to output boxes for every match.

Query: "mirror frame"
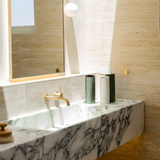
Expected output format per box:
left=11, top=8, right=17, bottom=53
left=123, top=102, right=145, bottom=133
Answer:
left=8, top=0, right=66, bottom=83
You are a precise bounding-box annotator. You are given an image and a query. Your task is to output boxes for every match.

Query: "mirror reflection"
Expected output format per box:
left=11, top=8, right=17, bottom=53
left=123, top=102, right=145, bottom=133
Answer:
left=11, top=0, right=64, bottom=79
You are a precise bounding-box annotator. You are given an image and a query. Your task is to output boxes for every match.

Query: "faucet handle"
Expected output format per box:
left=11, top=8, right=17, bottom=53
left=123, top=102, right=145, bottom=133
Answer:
left=54, top=87, right=63, bottom=97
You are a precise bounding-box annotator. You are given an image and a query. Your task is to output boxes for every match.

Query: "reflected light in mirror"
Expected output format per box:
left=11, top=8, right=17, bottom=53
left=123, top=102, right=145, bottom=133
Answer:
left=9, top=0, right=65, bottom=81
left=11, top=0, right=34, bottom=26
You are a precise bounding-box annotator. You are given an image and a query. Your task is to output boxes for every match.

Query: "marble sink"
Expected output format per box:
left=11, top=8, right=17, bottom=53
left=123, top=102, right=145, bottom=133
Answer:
left=0, top=99, right=144, bottom=160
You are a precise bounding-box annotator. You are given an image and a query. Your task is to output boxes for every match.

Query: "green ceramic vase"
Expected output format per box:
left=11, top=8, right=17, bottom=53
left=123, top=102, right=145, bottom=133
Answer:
left=85, top=75, right=95, bottom=104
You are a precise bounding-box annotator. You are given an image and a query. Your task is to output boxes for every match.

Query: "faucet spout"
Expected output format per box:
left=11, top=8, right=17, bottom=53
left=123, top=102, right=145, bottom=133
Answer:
left=62, top=97, right=70, bottom=106
left=44, top=94, right=70, bottom=106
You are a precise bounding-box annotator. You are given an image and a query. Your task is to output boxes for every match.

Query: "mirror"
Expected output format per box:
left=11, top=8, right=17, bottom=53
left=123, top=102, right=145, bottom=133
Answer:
left=9, top=0, right=65, bottom=81
left=159, top=0, right=160, bottom=28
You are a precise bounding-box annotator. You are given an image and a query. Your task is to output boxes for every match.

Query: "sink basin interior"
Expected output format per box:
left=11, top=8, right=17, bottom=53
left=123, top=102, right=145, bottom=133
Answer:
left=6, top=108, right=61, bottom=130
left=5, top=102, right=112, bottom=130
left=4, top=99, right=141, bottom=131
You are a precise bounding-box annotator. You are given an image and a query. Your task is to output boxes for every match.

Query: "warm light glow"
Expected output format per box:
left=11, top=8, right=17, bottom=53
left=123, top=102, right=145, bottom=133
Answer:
left=64, top=3, right=78, bottom=17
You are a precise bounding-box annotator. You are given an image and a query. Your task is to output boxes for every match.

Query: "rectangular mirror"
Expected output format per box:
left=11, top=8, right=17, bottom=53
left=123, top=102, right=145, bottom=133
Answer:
left=159, top=0, right=160, bottom=28
left=9, top=0, right=65, bottom=82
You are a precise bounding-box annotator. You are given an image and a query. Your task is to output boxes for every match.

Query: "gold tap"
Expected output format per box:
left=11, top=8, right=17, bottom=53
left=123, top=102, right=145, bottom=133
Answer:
left=44, top=87, right=70, bottom=106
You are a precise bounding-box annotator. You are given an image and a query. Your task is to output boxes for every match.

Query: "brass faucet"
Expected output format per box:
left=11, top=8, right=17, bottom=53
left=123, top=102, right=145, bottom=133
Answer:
left=44, top=87, right=70, bottom=106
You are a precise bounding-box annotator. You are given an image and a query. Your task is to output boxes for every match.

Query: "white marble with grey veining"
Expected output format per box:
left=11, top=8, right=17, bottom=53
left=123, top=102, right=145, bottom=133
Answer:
left=0, top=99, right=144, bottom=160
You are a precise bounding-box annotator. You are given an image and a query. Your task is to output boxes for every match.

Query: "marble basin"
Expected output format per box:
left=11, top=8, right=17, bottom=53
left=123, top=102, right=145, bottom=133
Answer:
left=59, top=100, right=131, bottom=128
left=0, top=99, right=144, bottom=160
left=6, top=99, right=139, bottom=130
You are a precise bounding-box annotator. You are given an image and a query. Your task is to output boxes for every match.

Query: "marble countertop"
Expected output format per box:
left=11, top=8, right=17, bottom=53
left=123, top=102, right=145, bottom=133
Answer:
left=0, top=126, right=54, bottom=152
left=0, top=99, right=144, bottom=160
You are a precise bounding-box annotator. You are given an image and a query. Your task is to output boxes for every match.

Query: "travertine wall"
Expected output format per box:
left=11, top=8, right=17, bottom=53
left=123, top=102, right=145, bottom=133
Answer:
left=0, top=74, right=91, bottom=122
left=86, top=0, right=117, bottom=98
left=12, top=0, right=64, bottom=78
left=86, top=0, right=160, bottom=160
left=86, top=0, right=116, bottom=72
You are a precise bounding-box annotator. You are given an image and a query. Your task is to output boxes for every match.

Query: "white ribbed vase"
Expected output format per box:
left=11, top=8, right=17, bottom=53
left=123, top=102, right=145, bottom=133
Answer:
left=100, top=77, right=110, bottom=104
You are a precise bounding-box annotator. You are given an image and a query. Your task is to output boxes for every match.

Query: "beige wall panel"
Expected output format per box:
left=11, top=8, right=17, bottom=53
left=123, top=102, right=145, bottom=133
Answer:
left=86, top=0, right=117, bottom=73
left=0, top=74, right=92, bottom=121
left=86, top=0, right=160, bottom=159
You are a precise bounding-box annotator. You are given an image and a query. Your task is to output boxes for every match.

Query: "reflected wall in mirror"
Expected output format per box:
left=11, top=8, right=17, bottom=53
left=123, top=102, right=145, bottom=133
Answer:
left=159, top=0, right=160, bottom=28
left=10, top=0, right=64, bottom=80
